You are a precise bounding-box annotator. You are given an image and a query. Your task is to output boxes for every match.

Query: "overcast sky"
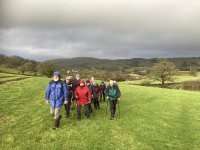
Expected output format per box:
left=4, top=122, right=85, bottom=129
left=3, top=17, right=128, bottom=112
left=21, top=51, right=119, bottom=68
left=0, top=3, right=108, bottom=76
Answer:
left=0, top=0, right=200, bottom=61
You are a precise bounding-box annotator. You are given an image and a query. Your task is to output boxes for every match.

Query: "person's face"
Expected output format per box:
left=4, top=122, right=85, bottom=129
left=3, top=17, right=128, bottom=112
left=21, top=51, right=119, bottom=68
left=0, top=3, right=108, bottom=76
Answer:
left=86, top=83, right=90, bottom=86
left=110, top=80, right=114, bottom=87
left=80, top=83, right=84, bottom=87
left=66, top=79, right=69, bottom=83
left=76, top=76, right=80, bottom=80
left=53, top=75, right=59, bottom=81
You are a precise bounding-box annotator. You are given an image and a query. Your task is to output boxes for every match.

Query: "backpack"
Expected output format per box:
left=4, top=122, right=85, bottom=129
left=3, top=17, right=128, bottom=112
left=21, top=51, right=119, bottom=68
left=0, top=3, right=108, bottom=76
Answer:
left=49, top=80, right=64, bottom=90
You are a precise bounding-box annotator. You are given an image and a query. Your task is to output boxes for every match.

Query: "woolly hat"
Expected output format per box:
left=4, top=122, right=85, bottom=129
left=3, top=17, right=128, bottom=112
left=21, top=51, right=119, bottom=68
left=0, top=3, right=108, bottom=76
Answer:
left=86, top=80, right=90, bottom=83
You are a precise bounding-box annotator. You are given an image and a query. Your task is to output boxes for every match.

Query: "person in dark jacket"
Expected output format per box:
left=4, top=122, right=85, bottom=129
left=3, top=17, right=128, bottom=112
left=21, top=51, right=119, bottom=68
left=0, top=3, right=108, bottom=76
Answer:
left=100, top=81, right=106, bottom=102
left=74, top=80, right=92, bottom=121
left=63, top=76, right=74, bottom=118
left=86, top=80, right=94, bottom=113
left=71, top=74, right=81, bottom=109
left=72, top=74, right=80, bottom=91
left=92, top=81, right=100, bottom=109
left=106, top=80, right=121, bottom=120
left=45, top=72, right=68, bottom=129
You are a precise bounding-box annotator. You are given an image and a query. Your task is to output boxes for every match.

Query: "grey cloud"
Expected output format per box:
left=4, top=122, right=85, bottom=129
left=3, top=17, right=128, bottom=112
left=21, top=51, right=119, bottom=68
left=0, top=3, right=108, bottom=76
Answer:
left=0, top=0, right=200, bottom=60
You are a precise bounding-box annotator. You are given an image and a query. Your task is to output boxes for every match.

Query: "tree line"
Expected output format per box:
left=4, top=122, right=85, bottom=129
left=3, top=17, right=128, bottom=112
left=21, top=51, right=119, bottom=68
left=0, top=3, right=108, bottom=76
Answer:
left=0, top=54, right=56, bottom=76
left=1, top=53, right=199, bottom=86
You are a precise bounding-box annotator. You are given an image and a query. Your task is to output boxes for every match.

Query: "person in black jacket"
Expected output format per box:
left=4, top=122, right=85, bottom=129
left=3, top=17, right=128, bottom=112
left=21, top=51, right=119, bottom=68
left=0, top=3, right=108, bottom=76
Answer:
left=71, top=74, right=81, bottom=109
left=100, top=81, right=106, bottom=102
left=63, top=76, right=74, bottom=118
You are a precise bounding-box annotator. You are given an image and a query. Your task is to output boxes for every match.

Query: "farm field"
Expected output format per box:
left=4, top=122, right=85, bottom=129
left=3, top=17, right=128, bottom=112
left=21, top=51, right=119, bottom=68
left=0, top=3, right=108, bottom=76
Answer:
left=0, top=73, right=200, bottom=149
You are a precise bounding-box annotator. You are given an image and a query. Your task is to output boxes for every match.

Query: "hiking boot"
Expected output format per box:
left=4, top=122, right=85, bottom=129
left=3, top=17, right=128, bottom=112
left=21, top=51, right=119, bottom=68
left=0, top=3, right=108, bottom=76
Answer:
left=110, top=117, right=114, bottom=120
left=52, top=119, right=59, bottom=130
left=52, top=115, right=62, bottom=130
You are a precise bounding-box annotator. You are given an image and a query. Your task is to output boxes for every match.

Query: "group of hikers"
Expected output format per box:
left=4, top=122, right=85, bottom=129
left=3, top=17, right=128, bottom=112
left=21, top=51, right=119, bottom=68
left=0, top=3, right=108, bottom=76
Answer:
left=45, top=72, right=121, bottom=130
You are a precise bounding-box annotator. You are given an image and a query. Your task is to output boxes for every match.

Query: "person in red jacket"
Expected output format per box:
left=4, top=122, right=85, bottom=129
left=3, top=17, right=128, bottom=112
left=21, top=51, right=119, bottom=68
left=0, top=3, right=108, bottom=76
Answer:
left=75, top=80, right=92, bottom=120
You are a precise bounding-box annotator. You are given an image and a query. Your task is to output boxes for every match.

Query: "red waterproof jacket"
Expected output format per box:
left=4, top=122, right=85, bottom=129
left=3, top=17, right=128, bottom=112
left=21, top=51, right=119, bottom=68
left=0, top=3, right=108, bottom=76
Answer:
left=75, top=86, right=92, bottom=105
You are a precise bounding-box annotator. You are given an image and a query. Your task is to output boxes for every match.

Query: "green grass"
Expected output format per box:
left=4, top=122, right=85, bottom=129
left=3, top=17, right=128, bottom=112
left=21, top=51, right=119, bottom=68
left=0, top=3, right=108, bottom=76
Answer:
left=175, top=73, right=200, bottom=82
left=0, top=72, right=25, bottom=78
left=122, top=71, right=200, bottom=85
left=0, top=67, right=19, bottom=74
left=0, top=67, right=37, bottom=76
left=0, top=72, right=31, bottom=84
left=0, top=75, right=200, bottom=149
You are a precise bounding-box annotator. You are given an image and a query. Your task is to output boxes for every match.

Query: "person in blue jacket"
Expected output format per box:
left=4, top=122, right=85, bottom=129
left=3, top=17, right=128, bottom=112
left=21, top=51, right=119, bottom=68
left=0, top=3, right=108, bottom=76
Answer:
left=45, top=71, right=68, bottom=130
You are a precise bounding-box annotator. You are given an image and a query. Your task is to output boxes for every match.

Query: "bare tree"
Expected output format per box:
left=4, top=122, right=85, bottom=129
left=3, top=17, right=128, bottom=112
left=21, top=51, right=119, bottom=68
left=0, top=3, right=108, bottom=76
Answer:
left=149, top=59, right=177, bottom=86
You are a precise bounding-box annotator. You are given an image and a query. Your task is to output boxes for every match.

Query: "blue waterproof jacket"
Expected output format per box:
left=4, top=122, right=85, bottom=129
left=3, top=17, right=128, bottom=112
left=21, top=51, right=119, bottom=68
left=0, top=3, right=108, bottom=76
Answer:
left=45, top=80, right=68, bottom=108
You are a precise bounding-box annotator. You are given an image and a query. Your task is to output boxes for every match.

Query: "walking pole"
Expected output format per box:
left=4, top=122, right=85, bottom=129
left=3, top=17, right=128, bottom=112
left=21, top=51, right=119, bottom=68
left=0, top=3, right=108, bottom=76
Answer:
left=93, top=102, right=96, bottom=118
left=106, top=98, right=108, bottom=115
left=118, top=100, right=120, bottom=118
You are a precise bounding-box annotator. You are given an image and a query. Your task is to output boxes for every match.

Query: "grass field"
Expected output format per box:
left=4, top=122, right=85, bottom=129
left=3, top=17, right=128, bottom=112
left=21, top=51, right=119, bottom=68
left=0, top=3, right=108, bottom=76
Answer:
left=122, top=72, right=200, bottom=85
left=0, top=73, right=200, bottom=150
left=0, top=67, right=37, bottom=76
left=0, top=73, right=31, bottom=85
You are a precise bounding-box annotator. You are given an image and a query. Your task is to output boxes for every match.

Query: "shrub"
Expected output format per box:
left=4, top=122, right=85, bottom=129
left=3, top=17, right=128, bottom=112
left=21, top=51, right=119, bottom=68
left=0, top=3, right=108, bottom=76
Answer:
left=141, top=79, right=153, bottom=85
left=182, top=81, right=200, bottom=91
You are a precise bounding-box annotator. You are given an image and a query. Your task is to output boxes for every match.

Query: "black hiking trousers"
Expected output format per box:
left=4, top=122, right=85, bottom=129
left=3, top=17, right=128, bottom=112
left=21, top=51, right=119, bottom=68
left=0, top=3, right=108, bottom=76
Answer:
left=93, top=97, right=100, bottom=109
left=77, top=105, right=90, bottom=120
left=88, top=103, right=93, bottom=113
left=100, top=92, right=106, bottom=102
left=64, top=100, right=71, bottom=117
left=109, top=100, right=118, bottom=117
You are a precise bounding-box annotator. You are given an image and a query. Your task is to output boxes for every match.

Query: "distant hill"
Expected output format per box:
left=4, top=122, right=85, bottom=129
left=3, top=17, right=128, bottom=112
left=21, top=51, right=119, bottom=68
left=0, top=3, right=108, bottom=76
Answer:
left=45, top=57, right=200, bottom=70
left=1, top=53, right=200, bottom=71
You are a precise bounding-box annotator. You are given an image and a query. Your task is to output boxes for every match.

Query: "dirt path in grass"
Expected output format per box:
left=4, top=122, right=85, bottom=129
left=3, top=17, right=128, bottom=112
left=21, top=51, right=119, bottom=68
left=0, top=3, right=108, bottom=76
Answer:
left=0, top=77, right=31, bottom=85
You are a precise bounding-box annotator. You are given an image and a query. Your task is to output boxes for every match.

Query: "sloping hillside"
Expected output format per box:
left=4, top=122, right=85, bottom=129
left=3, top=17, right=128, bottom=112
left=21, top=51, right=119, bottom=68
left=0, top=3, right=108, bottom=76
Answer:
left=1, top=75, right=200, bottom=149
left=46, top=57, right=200, bottom=70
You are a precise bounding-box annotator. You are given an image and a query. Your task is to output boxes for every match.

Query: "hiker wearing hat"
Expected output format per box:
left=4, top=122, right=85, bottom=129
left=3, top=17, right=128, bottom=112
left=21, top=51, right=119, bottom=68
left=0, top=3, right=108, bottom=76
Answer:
left=45, top=71, right=68, bottom=129
left=100, top=81, right=106, bottom=102
left=86, top=79, right=94, bottom=113
left=106, top=80, right=121, bottom=120
left=63, top=76, right=74, bottom=118
left=74, top=80, right=92, bottom=120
